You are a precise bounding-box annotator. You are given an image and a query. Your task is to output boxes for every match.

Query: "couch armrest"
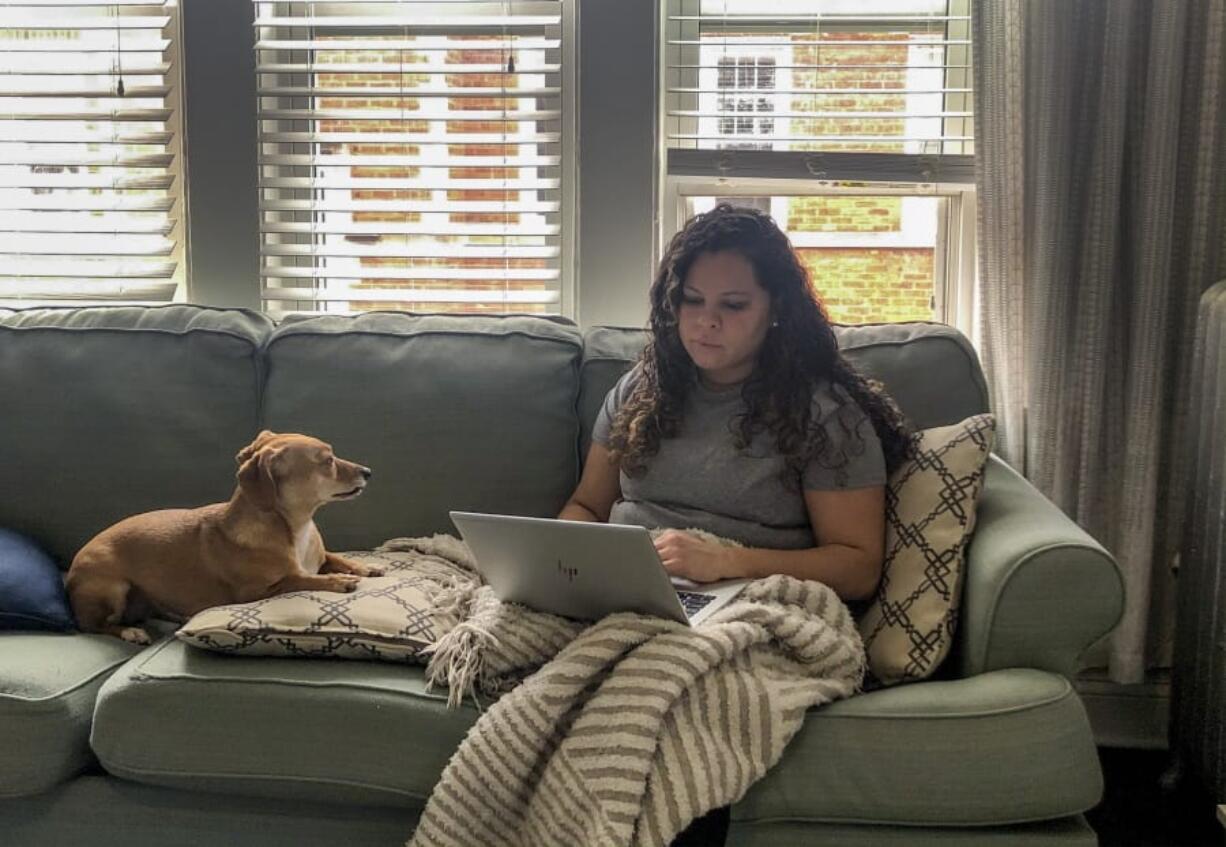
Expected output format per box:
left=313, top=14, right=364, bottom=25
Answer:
left=955, top=455, right=1124, bottom=679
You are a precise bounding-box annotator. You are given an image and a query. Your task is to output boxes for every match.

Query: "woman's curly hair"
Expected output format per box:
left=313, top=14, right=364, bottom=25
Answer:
left=607, top=203, right=913, bottom=486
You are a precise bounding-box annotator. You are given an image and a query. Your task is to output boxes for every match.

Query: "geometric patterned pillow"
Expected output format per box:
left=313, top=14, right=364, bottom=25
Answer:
left=857, top=414, right=996, bottom=686
left=175, top=549, right=461, bottom=662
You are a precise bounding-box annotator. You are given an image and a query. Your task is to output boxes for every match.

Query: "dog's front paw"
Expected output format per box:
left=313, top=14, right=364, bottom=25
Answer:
left=336, top=559, right=383, bottom=577
left=324, top=556, right=383, bottom=577
left=323, top=574, right=362, bottom=593
left=120, top=627, right=152, bottom=645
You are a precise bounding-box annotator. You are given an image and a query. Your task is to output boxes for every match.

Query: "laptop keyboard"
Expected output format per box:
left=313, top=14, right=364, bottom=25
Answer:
left=676, top=590, right=717, bottom=619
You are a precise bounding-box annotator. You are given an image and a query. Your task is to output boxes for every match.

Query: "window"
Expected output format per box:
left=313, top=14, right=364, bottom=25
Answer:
left=0, top=1, right=185, bottom=308
left=662, top=0, right=975, bottom=328
left=712, top=52, right=782, bottom=149
left=253, top=0, right=573, bottom=319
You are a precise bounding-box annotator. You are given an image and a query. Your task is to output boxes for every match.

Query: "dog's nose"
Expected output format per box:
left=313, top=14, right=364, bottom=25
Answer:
left=360, top=466, right=372, bottom=480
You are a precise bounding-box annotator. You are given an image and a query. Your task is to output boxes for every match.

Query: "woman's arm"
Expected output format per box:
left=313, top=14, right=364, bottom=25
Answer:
left=558, top=442, right=622, bottom=523
left=654, top=485, right=885, bottom=602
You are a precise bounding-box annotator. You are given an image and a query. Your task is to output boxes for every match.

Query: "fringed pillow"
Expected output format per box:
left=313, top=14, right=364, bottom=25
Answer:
left=858, top=414, right=996, bottom=685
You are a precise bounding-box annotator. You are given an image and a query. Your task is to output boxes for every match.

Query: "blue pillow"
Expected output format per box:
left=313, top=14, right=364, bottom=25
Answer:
left=0, top=528, right=75, bottom=631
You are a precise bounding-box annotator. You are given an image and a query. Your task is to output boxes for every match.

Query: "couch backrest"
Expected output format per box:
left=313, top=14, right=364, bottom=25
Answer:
left=0, top=306, right=272, bottom=566
left=0, top=308, right=988, bottom=563
left=261, top=313, right=584, bottom=549
left=579, top=322, right=991, bottom=453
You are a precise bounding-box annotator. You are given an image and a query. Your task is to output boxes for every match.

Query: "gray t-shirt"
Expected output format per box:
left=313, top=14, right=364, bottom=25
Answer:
left=591, top=367, right=886, bottom=550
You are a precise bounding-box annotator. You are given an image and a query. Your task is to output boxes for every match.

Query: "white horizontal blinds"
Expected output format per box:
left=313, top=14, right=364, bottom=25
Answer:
left=0, top=0, right=183, bottom=307
left=664, top=0, right=973, bottom=159
left=255, top=0, right=565, bottom=317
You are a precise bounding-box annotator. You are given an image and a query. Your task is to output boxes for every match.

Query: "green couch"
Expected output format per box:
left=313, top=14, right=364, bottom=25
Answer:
left=0, top=306, right=1123, bottom=846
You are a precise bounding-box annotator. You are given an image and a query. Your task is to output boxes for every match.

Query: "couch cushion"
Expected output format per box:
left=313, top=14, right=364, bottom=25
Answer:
left=261, top=313, right=583, bottom=549
left=92, top=641, right=1097, bottom=827
left=833, top=322, right=991, bottom=429
left=579, top=322, right=990, bottom=452
left=0, top=633, right=138, bottom=797
left=726, top=817, right=1099, bottom=847
left=90, top=638, right=478, bottom=808
left=732, top=668, right=1102, bottom=827
left=578, top=325, right=649, bottom=453
left=0, top=306, right=272, bottom=566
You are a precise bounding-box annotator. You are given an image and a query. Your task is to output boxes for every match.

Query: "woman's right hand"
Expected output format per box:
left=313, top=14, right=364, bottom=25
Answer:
left=653, top=530, right=736, bottom=583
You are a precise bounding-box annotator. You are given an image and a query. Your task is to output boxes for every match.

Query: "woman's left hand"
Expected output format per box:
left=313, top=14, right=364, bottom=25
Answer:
left=653, top=530, right=737, bottom=583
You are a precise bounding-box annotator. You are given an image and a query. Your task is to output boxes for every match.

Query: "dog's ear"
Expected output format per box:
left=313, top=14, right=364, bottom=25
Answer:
left=236, top=430, right=278, bottom=466
left=236, top=447, right=282, bottom=510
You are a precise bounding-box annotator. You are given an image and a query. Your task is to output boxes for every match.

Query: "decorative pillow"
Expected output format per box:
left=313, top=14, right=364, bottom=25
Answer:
left=0, top=528, right=75, bottom=631
left=176, top=549, right=463, bottom=661
left=858, top=413, right=996, bottom=686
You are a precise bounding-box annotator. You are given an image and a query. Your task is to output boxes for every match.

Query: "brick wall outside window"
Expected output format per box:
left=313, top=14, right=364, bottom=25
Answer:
left=313, top=39, right=550, bottom=313
left=797, top=247, right=933, bottom=324
left=787, top=32, right=934, bottom=324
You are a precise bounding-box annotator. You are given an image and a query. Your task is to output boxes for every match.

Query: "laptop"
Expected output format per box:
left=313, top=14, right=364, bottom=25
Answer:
left=449, top=511, right=749, bottom=625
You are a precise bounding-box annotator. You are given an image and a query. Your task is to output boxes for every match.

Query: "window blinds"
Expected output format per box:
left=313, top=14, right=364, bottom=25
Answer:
left=0, top=0, right=184, bottom=307
left=254, top=0, right=569, bottom=317
left=662, top=0, right=973, bottom=182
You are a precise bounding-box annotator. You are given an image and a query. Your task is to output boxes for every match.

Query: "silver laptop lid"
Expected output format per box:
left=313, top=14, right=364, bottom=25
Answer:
left=449, top=511, right=690, bottom=624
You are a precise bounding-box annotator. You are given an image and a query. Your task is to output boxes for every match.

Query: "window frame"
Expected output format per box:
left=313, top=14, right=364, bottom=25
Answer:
left=656, top=0, right=976, bottom=334
left=661, top=174, right=976, bottom=333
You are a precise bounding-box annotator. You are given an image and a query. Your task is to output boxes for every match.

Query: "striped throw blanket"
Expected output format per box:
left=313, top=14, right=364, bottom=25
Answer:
left=379, top=534, right=866, bottom=847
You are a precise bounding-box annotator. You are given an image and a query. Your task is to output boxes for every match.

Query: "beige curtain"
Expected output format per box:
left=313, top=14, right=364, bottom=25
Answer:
left=973, top=0, right=1226, bottom=684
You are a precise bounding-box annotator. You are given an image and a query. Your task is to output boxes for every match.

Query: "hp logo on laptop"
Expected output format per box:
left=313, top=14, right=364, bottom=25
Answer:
left=557, top=559, right=578, bottom=582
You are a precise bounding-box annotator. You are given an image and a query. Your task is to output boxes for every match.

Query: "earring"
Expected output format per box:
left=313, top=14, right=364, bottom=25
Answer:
left=770, top=320, right=779, bottom=328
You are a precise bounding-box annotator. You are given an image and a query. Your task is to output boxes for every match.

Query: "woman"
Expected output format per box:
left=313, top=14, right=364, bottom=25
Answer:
left=559, top=203, right=912, bottom=603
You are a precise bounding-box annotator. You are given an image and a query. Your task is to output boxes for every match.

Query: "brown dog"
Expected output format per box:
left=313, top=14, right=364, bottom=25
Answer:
left=66, top=431, right=382, bottom=644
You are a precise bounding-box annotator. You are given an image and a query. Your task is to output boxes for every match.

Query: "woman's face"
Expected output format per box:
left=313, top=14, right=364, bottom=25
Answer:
left=676, top=250, right=772, bottom=388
